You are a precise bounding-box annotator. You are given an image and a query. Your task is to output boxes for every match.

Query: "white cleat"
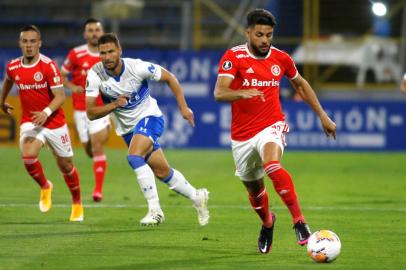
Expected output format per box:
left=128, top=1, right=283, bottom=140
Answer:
left=193, top=188, right=210, bottom=226
left=140, top=208, right=165, bottom=226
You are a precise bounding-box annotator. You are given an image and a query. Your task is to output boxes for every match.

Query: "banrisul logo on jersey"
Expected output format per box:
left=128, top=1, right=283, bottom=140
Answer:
left=242, top=78, right=280, bottom=87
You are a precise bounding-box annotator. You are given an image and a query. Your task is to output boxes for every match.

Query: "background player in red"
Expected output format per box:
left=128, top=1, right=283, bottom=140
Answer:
left=61, top=18, right=110, bottom=202
left=214, top=9, right=337, bottom=254
left=0, top=25, right=84, bottom=221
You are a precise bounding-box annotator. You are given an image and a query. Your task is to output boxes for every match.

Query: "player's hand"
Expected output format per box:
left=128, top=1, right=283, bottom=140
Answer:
left=180, top=106, right=195, bottom=127
left=31, top=111, right=48, bottom=126
left=1, top=102, right=14, bottom=114
left=320, top=114, right=337, bottom=140
left=240, top=89, right=265, bottom=102
left=114, top=95, right=129, bottom=108
left=72, top=85, right=84, bottom=94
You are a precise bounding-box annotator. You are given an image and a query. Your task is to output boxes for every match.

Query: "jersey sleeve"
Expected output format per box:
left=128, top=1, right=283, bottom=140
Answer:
left=46, top=61, right=64, bottom=89
left=5, top=62, right=13, bottom=80
left=133, top=59, right=162, bottom=81
left=85, top=69, right=101, bottom=98
left=284, top=53, right=299, bottom=80
left=217, top=50, right=238, bottom=79
left=61, top=49, right=76, bottom=74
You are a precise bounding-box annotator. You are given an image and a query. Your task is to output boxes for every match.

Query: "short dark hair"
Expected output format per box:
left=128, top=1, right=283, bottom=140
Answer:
left=246, top=9, right=276, bottom=28
left=98, top=33, right=120, bottom=48
left=83, top=18, right=101, bottom=30
left=20, top=25, right=41, bottom=37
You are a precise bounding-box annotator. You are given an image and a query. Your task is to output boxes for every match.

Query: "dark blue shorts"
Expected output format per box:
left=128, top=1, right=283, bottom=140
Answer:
left=122, top=116, right=164, bottom=152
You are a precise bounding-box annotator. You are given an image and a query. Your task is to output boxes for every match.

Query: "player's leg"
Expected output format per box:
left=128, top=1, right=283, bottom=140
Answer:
left=88, top=116, right=110, bottom=201
left=258, top=123, right=311, bottom=245
left=73, top=111, right=92, bottom=157
left=232, top=138, right=275, bottom=253
left=19, top=123, right=52, bottom=212
left=242, top=179, right=276, bottom=254
left=125, top=129, right=163, bottom=226
left=45, top=124, right=83, bottom=221
left=147, top=148, right=210, bottom=226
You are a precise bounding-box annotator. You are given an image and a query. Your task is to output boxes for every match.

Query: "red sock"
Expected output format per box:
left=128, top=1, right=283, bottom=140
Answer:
left=93, top=155, right=107, bottom=193
left=264, top=161, right=305, bottom=224
left=22, top=156, right=49, bottom=189
left=63, top=166, right=81, bottom=204
left=248, top=188, right=274, bottom=228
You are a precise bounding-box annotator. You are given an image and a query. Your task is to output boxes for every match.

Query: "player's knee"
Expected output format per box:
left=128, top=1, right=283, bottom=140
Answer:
left=127, top=155, right=146, bottom=170
left=57, top=158, right=74, bottom=174
left=155, top=166, right=172, bottom=181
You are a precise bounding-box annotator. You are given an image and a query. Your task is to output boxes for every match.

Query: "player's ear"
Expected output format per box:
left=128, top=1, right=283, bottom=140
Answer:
left=38, top=40, right=42, bottom=48
left=245, top=28, right=251, bottom=39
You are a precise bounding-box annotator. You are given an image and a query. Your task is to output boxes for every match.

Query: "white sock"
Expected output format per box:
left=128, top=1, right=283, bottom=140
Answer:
left=165, top=169, right=197, bottom=201
left=134, top=164, right=161, bottom=210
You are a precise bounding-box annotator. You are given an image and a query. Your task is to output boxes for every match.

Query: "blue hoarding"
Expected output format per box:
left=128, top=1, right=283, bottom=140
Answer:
left=1, top=49, right=405, bottom=151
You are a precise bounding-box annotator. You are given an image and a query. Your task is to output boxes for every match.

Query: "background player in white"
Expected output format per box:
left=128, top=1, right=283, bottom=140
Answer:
left=85, top=33, right=209, bottom=226
left=214, top=9, right=336, bottom=253
left=0, top=25, right=83, bottom=221
left=61, top=18, right=110, bottom=202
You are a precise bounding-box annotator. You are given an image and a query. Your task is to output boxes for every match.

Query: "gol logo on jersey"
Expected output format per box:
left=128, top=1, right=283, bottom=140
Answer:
left=242, top=78, right=280, bottom=87
left=34, top=72, right=43, bottom=82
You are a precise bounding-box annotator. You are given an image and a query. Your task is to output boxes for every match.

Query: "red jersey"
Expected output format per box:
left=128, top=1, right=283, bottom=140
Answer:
left=62, top=44, right=102, bottom=111
left=217, top=44, right=298, bottom=141
left=6, top=54, right=66, bottom=129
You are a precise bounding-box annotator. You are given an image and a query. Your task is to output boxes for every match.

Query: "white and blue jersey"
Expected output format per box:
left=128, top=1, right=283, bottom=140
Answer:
left=86, top=58, right=163, bottom=136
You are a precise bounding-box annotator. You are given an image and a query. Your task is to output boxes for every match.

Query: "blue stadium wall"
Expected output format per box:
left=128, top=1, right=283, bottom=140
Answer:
left=1, top=49, right=405, bottom=151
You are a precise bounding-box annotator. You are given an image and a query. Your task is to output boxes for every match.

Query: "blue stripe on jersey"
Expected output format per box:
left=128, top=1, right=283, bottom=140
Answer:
left=121, top=80, right=150, bottom=110
left=100, top=80, right=150, bottom=110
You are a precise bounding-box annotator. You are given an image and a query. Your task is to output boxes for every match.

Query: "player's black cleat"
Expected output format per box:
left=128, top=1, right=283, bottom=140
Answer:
left=294, top=221, right=311, bottom=246
left=258, top=213, right=276, bottom=254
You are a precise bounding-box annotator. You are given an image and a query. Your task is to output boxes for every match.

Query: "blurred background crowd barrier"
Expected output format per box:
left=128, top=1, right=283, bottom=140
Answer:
left=0, top=0, right=405, bottom=151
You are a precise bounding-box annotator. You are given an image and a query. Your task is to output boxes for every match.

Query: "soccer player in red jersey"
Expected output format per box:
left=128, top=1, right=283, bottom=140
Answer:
left=61, top=18, right=110, bottom=202
left=214, top=9, right=337, bottom=253
left=0, top=25, right=84, bottom=221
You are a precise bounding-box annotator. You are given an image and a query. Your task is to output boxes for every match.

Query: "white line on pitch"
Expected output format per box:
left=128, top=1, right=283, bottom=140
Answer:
left=0, top=203, right=405, bottom=212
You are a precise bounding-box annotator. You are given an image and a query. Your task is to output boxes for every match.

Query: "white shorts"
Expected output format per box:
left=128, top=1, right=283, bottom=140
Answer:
left=231, top=121, right=289, bottom=182
left=19, top=122, right=74, bottom=157
left=73, top=111, right=110, bottom=143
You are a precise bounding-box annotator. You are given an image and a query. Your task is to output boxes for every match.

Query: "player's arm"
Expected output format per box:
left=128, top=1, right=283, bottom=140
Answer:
left=214, top=75, right=264, bottom=102
left=31, top=86, right=66, bottom=126
left=0, top=76, right=15, bottom=114
left=86, top=95, right=127, bottom=120
left=159, top=67, right=195, bottom=127
left=290, top=74, right=337, bottom=139
left=401, top=76, right=406, bottom=94
left=61, top=69, right=84, bottom=94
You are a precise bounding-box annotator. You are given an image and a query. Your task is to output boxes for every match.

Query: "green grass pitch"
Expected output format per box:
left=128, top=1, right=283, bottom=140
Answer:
left=0, top=146, right=405, bottom=269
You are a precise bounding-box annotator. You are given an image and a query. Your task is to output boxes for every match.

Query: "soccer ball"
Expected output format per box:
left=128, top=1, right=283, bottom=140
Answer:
left=307, top=230, right=341, bottom=263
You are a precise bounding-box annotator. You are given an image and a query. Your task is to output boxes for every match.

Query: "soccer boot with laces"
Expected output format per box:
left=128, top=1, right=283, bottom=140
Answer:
left=39, top=181, right=53, bottom=213
left=140, top=208, right=165, bottom=226
left=70, top=203, right=84, bottom=222
left=193, top=188, right=210, bottom=226
left=294, top=220, right=311, bottom=245
left=258, top=213, right=276, bottom=254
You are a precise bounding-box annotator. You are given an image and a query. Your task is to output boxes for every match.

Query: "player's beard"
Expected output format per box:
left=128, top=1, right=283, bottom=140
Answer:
left=103, top=58, right=119, bottom=72
left=251, top=43, right=270, bottom=57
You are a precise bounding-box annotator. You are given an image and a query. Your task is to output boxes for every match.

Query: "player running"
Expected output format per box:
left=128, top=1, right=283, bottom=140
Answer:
left=85, top=33, right=209, bottom=226
left=214, top=9, right=336, bottom=253
left=61, top=18, right=110, bottom=202
left=0, top=25, right=84, bottom=221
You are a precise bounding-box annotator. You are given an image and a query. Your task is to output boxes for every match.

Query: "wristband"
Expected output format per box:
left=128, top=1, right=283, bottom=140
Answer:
left=43, top=107, right=52, bottom=117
